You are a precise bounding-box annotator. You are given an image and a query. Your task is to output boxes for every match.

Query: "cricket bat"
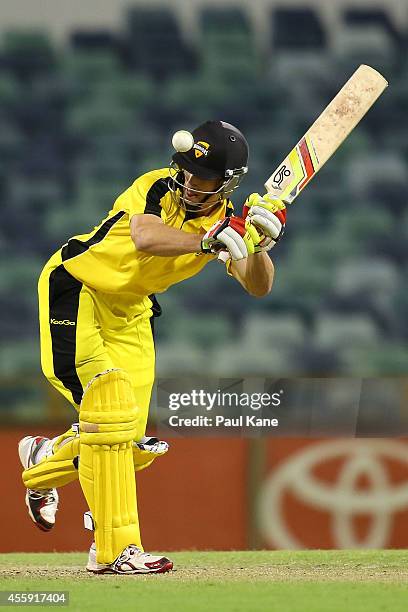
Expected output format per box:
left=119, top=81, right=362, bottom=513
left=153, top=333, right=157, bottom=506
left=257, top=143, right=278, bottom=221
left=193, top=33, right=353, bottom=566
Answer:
left=264, top=64, right=388, bottom=204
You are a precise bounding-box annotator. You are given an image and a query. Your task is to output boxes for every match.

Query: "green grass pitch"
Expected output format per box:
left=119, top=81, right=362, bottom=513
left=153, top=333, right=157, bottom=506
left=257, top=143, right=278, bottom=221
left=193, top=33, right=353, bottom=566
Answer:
left=1, top=550, right=408, bottom=611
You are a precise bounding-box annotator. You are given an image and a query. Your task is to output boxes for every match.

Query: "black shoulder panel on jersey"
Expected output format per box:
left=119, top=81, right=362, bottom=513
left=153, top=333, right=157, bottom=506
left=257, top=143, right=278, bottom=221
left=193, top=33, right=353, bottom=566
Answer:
left=144, top=178, right=171, bottom=217
left=61, top=210, right=126, bottom=261
left=226, top=200, right=234, bottom=217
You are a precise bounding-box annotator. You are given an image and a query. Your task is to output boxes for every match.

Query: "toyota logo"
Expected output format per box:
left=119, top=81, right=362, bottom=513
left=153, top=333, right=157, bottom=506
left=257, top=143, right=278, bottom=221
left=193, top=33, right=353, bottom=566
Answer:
left=258, top=440, right=408, bottom=549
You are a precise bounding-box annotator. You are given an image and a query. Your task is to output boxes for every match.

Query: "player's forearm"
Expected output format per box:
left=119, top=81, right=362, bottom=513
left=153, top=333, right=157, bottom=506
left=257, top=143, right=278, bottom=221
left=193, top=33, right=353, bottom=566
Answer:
left=133, top=223, right=203, bottom=256
left=243, top=252, right=274, bottom=297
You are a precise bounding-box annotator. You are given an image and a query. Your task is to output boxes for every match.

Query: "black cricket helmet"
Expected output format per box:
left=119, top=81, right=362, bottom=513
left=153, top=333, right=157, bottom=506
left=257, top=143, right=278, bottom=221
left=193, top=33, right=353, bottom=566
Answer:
left=169, top=120, right=249, bottom=212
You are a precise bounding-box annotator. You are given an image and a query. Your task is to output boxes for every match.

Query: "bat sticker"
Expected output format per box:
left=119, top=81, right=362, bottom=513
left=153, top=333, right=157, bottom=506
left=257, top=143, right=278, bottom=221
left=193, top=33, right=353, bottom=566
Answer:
left=272, top=165, right=291, bottom=188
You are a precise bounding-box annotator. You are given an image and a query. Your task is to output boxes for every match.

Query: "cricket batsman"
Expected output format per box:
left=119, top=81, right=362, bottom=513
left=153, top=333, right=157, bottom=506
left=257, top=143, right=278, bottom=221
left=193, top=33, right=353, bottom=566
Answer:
left=17, top=120, right=286, bottom=574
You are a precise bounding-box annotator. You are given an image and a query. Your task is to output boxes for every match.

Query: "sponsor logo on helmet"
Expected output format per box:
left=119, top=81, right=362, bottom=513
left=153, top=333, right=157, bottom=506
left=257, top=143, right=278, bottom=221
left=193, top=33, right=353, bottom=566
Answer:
left=194, top=141, right=210, bottom=159
left=50, top=319, right=76, bottom=325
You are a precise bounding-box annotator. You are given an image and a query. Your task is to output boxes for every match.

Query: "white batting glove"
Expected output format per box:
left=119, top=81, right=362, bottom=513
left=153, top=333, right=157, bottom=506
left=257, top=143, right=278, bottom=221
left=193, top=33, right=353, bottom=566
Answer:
left=243, top=193, right=287, bottom=252
left=201, top=216, right=260, bottom=261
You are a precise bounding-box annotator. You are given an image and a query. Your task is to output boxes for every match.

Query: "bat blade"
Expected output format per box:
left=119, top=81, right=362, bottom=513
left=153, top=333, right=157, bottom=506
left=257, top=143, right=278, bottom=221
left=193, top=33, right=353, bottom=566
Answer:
left=264, top=64, right=388, bottom=203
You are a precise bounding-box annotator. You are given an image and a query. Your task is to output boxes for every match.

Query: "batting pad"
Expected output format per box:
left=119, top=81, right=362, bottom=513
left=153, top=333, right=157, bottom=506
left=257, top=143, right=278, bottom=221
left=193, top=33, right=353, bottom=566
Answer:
left=23, top=427, right=168, bottom=490
left=79, top=369, right=142, bottom=564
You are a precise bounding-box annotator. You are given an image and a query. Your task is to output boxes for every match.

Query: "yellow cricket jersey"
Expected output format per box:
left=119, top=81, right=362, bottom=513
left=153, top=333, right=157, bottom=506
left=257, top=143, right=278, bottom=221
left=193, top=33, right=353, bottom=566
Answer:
left=47, top=168, right=234, bottom=316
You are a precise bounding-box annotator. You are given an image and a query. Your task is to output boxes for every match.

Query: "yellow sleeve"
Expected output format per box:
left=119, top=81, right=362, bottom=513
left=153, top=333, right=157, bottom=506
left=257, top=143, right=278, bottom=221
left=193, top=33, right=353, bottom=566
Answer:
left=128, top=179, right=151, bottom=217
left=115, top=170, right=169, bottom=219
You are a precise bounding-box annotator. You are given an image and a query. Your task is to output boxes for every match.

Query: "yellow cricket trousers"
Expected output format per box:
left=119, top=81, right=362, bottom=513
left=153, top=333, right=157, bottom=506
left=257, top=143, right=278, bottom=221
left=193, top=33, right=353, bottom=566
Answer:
left=38, top=255, right=156, bottom=432
left=32, top=255, right=160, bottom=555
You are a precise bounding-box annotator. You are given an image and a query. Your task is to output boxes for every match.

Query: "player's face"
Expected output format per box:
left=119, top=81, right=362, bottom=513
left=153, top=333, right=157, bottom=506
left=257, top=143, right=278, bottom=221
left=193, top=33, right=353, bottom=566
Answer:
left=183, top=171, right=223, bottom=211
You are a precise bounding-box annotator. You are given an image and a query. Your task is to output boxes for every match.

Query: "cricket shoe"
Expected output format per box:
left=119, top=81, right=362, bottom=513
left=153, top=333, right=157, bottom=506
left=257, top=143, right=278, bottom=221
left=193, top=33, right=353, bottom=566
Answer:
left=86, top=542, right=173, bottom=575
left=18, top=435, right=59, bottom=532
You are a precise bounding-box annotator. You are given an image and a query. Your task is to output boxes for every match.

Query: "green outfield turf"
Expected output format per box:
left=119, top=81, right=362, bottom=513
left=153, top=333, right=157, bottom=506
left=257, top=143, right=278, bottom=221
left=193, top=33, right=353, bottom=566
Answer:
left=0, top=550, right=407, bottom=611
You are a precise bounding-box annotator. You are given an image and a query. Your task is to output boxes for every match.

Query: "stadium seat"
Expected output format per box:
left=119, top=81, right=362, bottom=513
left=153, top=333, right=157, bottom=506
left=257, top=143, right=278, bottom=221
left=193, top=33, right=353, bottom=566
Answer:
left=0, top=73, right=21, bottom=109
left=162, top=75, right=234, bottom=125
left=330, top=206, right=395, bottom=248
left=199, top=26, right=259, bottom=85
left=66, top=97, right=134, bottom=138
left=155, top=341, right=207, bottom=376
left=200, top=7, right=251, bottom=36
left=0, top=257, right=42, bottom=294
left=0, top=339, right=39, bottom=375
left=343, top=8, right=402, bottom=48
left=1, top=30, right=55, bottom=78
left=241, top=313, right=306, bottom=353
left=344, top=152, right=408, bottom=202
left=161, top=313, right=232, bottom=348
left=127, top=7, right=179, bottom=36
left=63, top=49, right=121, bottom=90
left=331, top=25, right=396, bottom=79
left=314, top=312, right=380, bottom=352
left=0, top=120, right=24, bottom=163
left=210, top=343, right=298, bottom=376
left=344, top=344, right=408, bottom=375
left=0, top=287, right=39, bottom=344
left=333, top=257, right=399, bottom=301
left=92, top=74, right=156, bottom=112
left=275, top=243, right=341, bottom=312
left=272, top=8, right=327, bottom=50
left=202, top=47, right=260, bottom=84
left=70, top=30, right=120, bottom=53
left=270, top=52, right=334, bottom=98
left=8, top=176, right=63, bottom=210
left=125, top=7, right=196, bottom=78
left=290, top=345, right=342, bottom=375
